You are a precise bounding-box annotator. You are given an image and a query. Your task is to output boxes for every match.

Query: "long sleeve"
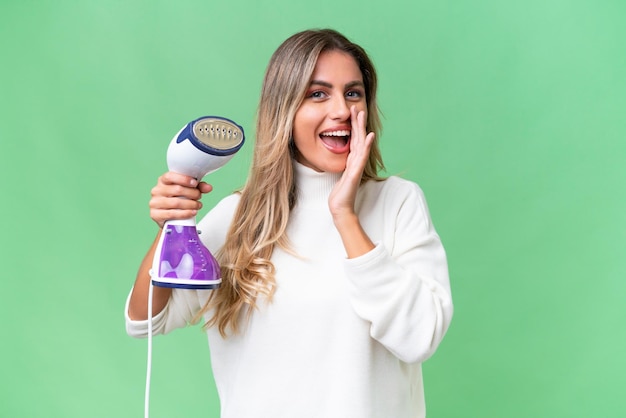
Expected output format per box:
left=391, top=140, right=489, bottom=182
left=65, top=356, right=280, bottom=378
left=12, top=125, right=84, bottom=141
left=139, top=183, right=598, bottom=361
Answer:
left=344, top=177, right=453, bottom=364
left=124, top=288, right=207, bottom=337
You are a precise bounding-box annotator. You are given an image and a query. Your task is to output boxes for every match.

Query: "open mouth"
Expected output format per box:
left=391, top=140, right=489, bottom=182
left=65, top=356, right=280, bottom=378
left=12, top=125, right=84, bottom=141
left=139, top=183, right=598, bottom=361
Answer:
left=320, top=130, right=351, bottom=150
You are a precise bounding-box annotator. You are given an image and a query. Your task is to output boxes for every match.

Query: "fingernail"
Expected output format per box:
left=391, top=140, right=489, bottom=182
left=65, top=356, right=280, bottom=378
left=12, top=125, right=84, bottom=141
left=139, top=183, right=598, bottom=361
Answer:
left=190, top=179, right=198, bottom=186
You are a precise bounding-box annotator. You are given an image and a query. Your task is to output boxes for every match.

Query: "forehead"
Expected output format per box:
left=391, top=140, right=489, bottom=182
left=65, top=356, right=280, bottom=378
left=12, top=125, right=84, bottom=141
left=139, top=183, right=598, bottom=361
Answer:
left=310, top=50, right=363, bottom=82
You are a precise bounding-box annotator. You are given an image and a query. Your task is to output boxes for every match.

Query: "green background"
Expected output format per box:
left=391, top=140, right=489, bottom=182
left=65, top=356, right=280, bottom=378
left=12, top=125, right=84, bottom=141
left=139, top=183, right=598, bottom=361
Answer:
left=1, top=0, right=624, bottom=417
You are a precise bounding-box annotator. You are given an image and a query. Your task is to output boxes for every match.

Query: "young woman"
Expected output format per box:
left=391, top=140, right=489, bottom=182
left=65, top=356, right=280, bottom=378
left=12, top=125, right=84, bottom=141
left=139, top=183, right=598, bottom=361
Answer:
left=126, top=28, right=453, bottom=418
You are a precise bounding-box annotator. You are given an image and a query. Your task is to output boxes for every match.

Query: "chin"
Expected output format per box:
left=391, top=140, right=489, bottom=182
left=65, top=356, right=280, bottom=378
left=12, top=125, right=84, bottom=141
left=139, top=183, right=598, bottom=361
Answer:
left=325, top=164, right=346, bottom=173
left=317, top=158, right=347, bottom=173
left=296, top=152, right=347, bottom=173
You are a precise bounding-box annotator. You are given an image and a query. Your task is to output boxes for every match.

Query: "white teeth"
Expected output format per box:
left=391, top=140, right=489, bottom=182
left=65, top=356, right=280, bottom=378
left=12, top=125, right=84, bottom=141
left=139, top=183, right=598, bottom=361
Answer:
left=320, top=130, right=350, bottom=137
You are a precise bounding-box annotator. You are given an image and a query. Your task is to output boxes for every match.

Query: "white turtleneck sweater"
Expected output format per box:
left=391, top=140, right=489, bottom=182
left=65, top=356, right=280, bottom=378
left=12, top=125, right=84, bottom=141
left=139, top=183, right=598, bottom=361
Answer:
left=126, top=162, right=453, bottom=418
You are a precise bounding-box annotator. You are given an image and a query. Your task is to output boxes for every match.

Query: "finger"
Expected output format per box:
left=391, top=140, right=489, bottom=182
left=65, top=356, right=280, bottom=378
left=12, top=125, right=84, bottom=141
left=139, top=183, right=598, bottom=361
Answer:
left=150, top=195, right=203, bottom=211
left=356, top=112, right=374, bottom=153
left=356, top=108, right=367, bottom=133
left=159, top=171, right=199, bottom=188
left=151, top=183, right=204, bottom=200
left=350, top=106, right=363, bottom=143
left=197, top=181, right=213, bottom=194
left=153, top=172, right=200, bottom=198
left=151, top=206, right=199, bottom=216
left=350, top=107, right=371, bottom=149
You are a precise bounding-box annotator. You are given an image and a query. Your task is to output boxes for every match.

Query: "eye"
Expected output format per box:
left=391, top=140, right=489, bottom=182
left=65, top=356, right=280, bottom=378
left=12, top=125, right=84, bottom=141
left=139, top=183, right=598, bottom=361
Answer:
left=308, top=90, right=328, bottom=99
left=346, top=90, right=364, bottom=100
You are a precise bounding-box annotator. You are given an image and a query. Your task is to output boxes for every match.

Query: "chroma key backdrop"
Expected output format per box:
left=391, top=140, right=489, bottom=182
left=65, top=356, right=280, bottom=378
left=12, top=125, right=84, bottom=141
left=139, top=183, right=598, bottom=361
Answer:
left=1, top=1, right=624, bottom=417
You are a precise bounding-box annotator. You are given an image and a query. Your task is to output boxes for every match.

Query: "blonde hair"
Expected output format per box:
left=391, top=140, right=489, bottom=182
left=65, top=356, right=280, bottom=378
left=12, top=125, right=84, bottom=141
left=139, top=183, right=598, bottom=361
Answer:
left=198, top=29, right=385, bottom=336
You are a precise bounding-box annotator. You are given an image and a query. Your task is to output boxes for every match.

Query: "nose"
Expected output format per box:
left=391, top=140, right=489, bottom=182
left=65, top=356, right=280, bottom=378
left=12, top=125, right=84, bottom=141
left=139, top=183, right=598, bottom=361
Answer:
left=329, top=96, right=350, bottom=120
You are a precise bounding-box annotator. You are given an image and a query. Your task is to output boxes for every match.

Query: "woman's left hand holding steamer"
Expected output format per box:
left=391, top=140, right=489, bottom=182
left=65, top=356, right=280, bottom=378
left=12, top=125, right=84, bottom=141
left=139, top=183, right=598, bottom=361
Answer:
left=328, top=105, right=376, bottom=258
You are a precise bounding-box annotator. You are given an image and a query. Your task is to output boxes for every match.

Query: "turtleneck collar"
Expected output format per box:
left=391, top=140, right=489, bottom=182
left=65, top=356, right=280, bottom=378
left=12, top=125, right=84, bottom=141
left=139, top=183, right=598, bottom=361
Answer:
left=293, top=160, right=342, bottom=207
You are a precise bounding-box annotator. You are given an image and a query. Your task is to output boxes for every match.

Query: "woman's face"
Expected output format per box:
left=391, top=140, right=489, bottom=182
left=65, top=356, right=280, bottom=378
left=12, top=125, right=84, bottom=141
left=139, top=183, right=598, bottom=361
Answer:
left=292, top=50, right=367, bottom=173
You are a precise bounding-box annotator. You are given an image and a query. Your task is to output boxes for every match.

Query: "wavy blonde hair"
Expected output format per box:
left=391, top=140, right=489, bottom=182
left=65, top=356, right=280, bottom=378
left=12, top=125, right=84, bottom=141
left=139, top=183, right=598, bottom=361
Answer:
left=198, top=29, right=385, bottom=337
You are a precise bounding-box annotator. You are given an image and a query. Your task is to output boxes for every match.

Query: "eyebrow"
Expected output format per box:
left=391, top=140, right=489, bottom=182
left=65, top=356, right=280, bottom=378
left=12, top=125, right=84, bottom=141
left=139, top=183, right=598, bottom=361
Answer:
left=309, top=80, right=365, bottom=89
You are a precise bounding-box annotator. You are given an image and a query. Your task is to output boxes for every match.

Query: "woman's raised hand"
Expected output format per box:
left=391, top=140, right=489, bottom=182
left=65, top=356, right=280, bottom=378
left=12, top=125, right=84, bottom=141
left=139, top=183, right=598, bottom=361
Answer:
left=328, top=105, right=375, bottom=220
left=328, top=106, right=376, bottom=258
left=149, top=172, right=213, bottom=228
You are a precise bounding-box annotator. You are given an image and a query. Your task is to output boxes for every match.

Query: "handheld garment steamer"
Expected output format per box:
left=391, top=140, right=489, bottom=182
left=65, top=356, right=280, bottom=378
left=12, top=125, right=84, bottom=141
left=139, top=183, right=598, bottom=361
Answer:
left=151, top=116, right=245, bottom=289
left=144, top=116, right=244, bottom=418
